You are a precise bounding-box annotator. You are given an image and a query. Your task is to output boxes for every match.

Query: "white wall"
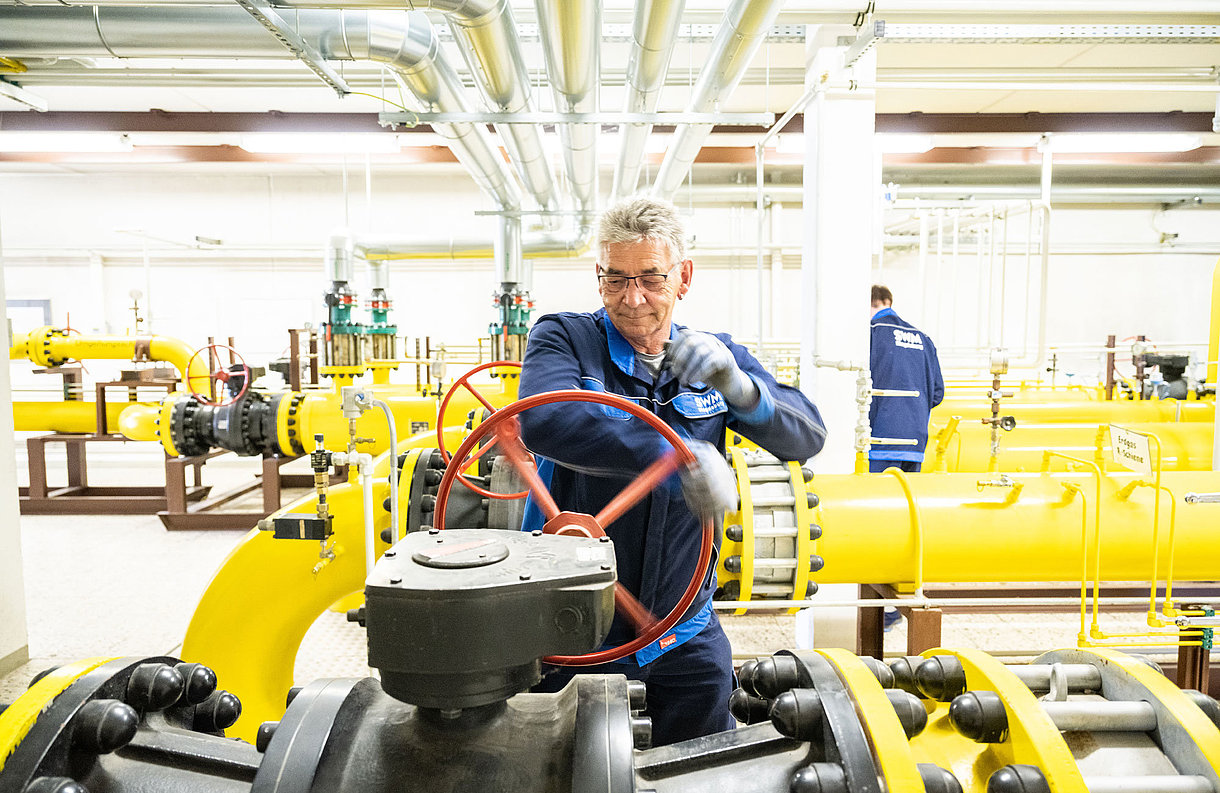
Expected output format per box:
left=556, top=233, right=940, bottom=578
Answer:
left=0, top=211, right=31, bottom=675
left=2, top=167, right=1217, bottom=387
left=874, top=203, right=1220, bottom=381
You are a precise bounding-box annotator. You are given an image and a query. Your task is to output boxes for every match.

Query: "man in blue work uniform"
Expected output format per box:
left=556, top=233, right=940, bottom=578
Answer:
left=868, top=285, right=944, bottom=473
left=518, top=197, right=826, bottom=746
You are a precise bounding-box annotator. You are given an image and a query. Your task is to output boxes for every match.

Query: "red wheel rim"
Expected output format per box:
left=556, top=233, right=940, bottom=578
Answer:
left=185, top=343, right=251, bottom=407
left=433, top=389, right=716, bottom=667
left=436, top=360, right=528, bottom=500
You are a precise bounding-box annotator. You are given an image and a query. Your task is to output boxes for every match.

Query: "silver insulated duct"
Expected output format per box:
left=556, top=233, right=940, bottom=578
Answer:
left=0, top=7, right=521, bottom=214
left=612, top=0, right=686, bottom=200
left=535, top=0, right=600, bottom=213
left=651, top=0, right=784, bottom=199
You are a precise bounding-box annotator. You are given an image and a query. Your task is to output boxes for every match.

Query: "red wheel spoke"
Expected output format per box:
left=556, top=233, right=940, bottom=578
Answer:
left=496, top=418, right=560, bottom=521
left=461, top=381, right=498, bottom=413
left=593, top=451, right=681, bottom=528
left=614, top=584, right=656, bottom=635
left=466, top=439, right=500, bottom=463
left=213, top=370, right=231, bottom=382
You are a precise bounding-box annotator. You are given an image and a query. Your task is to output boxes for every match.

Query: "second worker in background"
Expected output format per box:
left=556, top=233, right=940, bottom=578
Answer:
left=869, top=284, right=944, bottom=473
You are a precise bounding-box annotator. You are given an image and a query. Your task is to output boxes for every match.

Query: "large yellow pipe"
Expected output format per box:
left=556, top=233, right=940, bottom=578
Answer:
left=933, top=398, right=1212, bottom=424
left=812, top=469, right=1220, bottom=585
left=12, top=400, right=159, bottom=435
left=930, top=420, right=1212, bottom=473
left=9, top=326, right=207, bottom=389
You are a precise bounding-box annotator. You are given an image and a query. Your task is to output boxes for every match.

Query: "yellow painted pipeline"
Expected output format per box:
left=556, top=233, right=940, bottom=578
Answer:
left=928, top=420, right=1212, bottom=473
left=811, top=469, right=1220, bottom=585
left=933, top=398, right=1211, bottom=424
left=9, top=327, right=208, bottom=388
left=12, top=400, right=159, bottom=435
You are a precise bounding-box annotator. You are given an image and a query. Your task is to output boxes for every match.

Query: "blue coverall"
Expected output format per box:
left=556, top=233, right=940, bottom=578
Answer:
left=868, top=307, right=944, bottom=472
left=518, top=308, right=826, bottom=746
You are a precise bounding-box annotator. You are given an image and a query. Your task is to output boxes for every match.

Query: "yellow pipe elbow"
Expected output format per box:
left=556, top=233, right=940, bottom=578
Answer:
left=118, top=403, right=162, bottom=442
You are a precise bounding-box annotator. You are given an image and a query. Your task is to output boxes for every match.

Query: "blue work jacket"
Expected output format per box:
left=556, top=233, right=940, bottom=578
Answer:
left=518, top=309, right=826, bottom=662
left=868, top=307, right=944, bottom=462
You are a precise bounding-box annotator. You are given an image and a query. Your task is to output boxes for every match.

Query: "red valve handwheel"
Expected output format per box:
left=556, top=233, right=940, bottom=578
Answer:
left=436, top=360, right=528, bottom=500
left=433, top=389, right=715, bottom=667
left=185, top=343, right=251, bottom=407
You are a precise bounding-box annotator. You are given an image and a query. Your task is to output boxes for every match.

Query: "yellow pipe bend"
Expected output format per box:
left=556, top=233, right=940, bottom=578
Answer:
left=180, top=426, right=470, bottom=740
left=9, top=326, right=208, bottom=389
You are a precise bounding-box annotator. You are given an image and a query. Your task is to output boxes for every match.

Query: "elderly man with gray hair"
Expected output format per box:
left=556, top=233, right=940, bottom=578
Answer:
left=518, top=196, right=826, bottom=746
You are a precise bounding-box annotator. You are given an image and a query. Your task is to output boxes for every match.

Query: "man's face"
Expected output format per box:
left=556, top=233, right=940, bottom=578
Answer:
left=597, top=238, right=692, bottom=349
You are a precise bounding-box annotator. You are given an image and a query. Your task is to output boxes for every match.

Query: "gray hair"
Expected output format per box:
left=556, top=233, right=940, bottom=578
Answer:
left=597, top=196, right=687, bottom=266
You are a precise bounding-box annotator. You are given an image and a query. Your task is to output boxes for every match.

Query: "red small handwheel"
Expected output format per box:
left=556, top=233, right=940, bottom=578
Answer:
left=436, top=360, right=528, bottom=500
left=185, top=343, right=251, bottom=407
left=433, top=389, right=715, bottom=667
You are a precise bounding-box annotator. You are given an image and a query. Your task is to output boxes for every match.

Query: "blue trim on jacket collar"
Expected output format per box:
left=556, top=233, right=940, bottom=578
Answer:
left=600, top=307, right=678, bottom=379
left=872, top=307, right=896, bottom=321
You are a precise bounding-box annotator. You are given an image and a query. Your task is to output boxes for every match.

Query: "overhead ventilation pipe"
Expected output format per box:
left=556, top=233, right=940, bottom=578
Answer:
left=534, top=0, right=600, bottom=213
left=612, top=0, right=686, bottom=200
left=650, top=0, right=784, bottom=199
left=0, top=8, right=520, bottom=216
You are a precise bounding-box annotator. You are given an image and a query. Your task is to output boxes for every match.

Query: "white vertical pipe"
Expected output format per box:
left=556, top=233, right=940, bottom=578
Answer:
left=999, top=208, right=1009, bottom=348
left=918, top=209, right=929, bottom=321
left=1037, top=140, right=1054, bottom=371
left=756, top=143, right=766, bottom=350
left=934, top=209, right=944, bottom=338
left=976, top=221, right=987, bottom=353
left=987, top=211, right=997, bottom=348
left=770, top=201, right=784, bottom=339
left=950, top=211, right=959, bottom=347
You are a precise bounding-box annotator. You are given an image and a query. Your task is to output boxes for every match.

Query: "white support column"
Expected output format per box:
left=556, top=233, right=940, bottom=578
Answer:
left=799, top=27, right=877, bottom=651
left=0, top=213, right=31, bottom=676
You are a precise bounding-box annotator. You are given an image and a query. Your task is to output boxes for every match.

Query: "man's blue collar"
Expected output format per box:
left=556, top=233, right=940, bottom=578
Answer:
left=872, top=307, right=896, bottom=320
left=599, top=307, right=678, bottom=379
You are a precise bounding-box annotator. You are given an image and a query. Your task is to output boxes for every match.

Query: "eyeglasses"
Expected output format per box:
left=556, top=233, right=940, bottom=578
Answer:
left=597, top=264, right=680, bottom=294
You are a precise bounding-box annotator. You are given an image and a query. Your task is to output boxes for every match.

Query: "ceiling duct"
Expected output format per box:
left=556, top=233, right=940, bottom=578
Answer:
left=0, top=7, right=521, bottom=214
left=535, top=0, right=599, bottom=213
left=650, top=0, right=784, bottom=199
left=612, top=0, right=686, bottom=200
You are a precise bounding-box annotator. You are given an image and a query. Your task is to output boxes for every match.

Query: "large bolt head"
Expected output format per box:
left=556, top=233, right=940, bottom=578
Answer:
left=728, top=688, right=772, bottom=725
left=769, top=689, right=824, bottom=742
left=789, top=762, right=846, bottom=793
left=753, top=655, right=802, bottom=699
left=192, top=690, right=242, bottom=733
left=886, top=689, right=929, bottom=738
left=949, top=691, right=1009, bottom=743
left=125, top=663, right=185, bottom=712
left=174, top=663, right=217, bottom=706
left=71, top=699, right=139, bottom=754
left=915, top=656, right=968, bottom=702
left=987, top=765, right=1051, bottom=793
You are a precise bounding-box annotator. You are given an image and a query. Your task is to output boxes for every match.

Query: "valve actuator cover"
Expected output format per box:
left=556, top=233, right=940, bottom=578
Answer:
left=366, top=529, right=616, bottom=710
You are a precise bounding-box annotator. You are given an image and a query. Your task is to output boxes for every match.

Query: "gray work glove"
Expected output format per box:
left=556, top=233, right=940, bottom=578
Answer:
left=666, top=330, right=760, bottom=410
left=679, top=440, right=738, bottom=522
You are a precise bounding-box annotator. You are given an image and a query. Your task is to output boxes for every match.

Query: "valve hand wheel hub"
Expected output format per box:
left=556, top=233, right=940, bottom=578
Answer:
left=185, top=343, right=251, bottom=407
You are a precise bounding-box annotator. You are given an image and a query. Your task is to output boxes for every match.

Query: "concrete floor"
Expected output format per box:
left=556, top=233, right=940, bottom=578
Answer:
left=0, top=436, right=1175, bottom=707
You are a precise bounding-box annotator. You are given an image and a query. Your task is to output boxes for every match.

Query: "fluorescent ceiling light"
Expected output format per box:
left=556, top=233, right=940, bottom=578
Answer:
left=239, top=133, right=402, bottom=154
left=0, top=132, right=133, bottom=153
left=875, top=134, right=934, bottom=154
left=1048, top=133, right=1203, bottom=153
